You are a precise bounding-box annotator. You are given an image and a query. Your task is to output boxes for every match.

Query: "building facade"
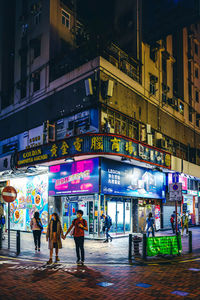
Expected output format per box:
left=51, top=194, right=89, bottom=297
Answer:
left=0, top=0, right=200, bottom=236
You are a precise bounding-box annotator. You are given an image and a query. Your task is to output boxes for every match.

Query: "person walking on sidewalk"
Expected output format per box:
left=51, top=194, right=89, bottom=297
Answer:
left=181, top=212, right=189, bottom=236
left=64, top=210, right=88, bottom=265
left=46, top=213, right=64, bottom=264
left=30, top=211, right=43, bottom=252
left=146, top=212, right=155, bottom=237
left=102, top=214, right=112, bottom=242
left=170, top=211, right=176, bottom=234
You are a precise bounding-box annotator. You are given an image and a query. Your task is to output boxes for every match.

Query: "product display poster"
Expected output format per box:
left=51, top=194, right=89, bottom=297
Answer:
left=101, top=158, right=165, bottom=199
left=8, top=175, right=48, bottom=232
left=49, top=158, right=99, bottom=196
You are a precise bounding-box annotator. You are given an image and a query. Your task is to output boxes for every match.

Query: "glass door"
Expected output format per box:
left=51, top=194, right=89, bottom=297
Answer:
left=107, top=201, right=117, bottom=233
left=125, top=200, right=131, bottom=232
left=107, top=198, right=132, bottom=234
left=116, top=201, right=124, bottom=233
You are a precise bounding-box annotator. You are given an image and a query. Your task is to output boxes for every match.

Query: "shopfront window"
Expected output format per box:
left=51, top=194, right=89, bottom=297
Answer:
left=107, top=197, right=131, bottom=234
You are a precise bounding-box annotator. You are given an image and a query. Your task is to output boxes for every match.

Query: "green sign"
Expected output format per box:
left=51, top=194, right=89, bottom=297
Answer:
left=147, top=235, right=182, bottom=256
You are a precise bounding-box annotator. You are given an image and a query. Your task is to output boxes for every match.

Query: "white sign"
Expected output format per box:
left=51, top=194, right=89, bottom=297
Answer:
left=169, top=183, right=182, bottom=201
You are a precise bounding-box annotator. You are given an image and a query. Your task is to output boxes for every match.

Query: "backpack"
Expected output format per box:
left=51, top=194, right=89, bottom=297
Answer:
left=36, top=218, right=43, bottom=231
left=170, top=216, right=174, bottom=224
left=106, top=216, right=112, bottom=228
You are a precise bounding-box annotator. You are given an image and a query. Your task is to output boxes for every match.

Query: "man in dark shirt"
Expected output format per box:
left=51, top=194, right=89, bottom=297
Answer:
left=65, top=210, right=88, bottom=265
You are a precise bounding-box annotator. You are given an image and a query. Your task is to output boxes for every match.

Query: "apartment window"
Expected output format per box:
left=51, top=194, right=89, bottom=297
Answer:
left=195, top=43, right=198, bottom=55
left=33, top=72, right=40, bottom=92
left=150, top=46, right=157, bottom=62
left=34, top=12, right=41, bottom=25
left=150, top=82, right=156, bottom=95
left=61, top=9, right=70, bottom=28
left=188, top=61, right=191, bottom=74
left=196, top=113, right=200, bottom=127
left=195, top=67, right=199, bottom=78
left=179, top=102, right=184, bottom=115
left=30, top=38, right=41, bottom=59
left=189, top=107, right=193, bottom=122
left=149, top=74, right=157, bottom=95
left=188, top=83, right=192, bottom=96
left=162, top=93, right=167, bottom=104
left=162, top=57, right=167, bottom=73
left=196, top=91, right=199, bottom=102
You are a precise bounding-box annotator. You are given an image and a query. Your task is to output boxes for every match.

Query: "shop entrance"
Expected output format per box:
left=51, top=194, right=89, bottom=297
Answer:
left=49, top=195, right=99, bottom=238
left=107, top=198, right=131, bottom=234
left=62, top=197, right=97, bottom=237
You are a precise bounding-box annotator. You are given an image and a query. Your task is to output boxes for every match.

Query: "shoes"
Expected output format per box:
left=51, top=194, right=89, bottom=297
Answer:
left=110, top=237, right=113, bottom=242
left=38, top=248, right=40, bottom=252
left=55, top=256, right=60, bottom=262
left=76, top=260, right=81, bottom=264
left=103, top=239, right=109, bottom=243
left=47, top=258, right=53, bottom=265
left=35, top=246, right=37, bottom=251
left=80, top=261, right=84, bottom=265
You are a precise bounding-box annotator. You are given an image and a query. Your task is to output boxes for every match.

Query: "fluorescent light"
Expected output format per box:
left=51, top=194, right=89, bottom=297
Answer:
left=64, top=157, right=75, bottom=163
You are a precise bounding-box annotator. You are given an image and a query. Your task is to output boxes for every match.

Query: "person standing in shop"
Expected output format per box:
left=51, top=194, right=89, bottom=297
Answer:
left=64, top=210, right=88, bottom=265
left=146, top=212, right=155, bottom=237
left=30, top=211, right=43, bottom=252
left=46, top=213, right=64, bottom=264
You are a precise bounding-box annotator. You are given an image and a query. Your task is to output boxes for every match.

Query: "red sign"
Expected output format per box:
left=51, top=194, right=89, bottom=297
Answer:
left=2, top=186, right=17, bottom=203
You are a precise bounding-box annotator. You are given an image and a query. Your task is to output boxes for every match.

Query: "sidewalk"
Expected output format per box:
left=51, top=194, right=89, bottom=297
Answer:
left=1, top=227, right=200, bottom=264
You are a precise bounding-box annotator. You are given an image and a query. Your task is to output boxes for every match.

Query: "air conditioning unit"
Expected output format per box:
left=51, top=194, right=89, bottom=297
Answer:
left=155, top=132, right=162, bottom=140
left=140, top=125, right=146, bottom=142
left=146, top=124, right=151, bottom=134
left=147, top=134, right=153, bottom=146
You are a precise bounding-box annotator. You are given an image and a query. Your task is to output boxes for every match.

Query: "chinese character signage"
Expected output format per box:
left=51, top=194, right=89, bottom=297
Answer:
left=17, top=134, right=171, bottom=169
left=48, top=158, right=99, bottom=196
left=101, top=158, right=166, bottom=199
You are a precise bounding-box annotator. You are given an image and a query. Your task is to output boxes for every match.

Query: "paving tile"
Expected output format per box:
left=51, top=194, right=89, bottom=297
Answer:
left=171, top=290, right=189, bottom=296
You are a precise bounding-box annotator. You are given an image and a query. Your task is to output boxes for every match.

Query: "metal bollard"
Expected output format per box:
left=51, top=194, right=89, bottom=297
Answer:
left=0, top=228, right=2, bottom=250
left=142, top=233, right=147, bottom=260
left=128, top=234, right=133, bottom=260
left=189, top=231, right=192, bottom=253
left=176, top=232, right=181, bottom=256
left=16, top=230, right=20, bottom=255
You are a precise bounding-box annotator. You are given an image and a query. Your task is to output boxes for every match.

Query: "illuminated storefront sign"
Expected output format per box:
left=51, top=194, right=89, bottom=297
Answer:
left=17, top=134, right=171, bottom=169
left=101, top=158, right=165, bottom=199
left=8, top=175, right=48, bottom=232
left=48, top=158, right=99, bottom=196
left=187, top=190, right=198, bottom=196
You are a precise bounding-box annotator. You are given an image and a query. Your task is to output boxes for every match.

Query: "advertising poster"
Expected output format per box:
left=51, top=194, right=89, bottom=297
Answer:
left=49, top=158, right=99, bottom=196
left=101, top=158, right=165, bottom=199
left=9, top=175, right=48, bottom=232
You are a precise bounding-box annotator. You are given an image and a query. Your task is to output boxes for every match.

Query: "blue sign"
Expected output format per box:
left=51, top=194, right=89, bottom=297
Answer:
left=48, top=158, right=99, bottom=196
left=172, top=172, right=179, bottom=183
left=101, top=158, right=166, bottom=199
